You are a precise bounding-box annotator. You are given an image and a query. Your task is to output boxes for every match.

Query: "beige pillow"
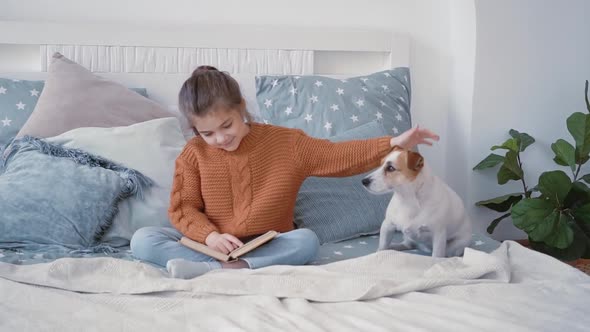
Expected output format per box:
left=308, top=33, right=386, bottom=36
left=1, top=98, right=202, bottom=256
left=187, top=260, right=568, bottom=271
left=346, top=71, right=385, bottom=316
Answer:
left=17, top=53, right=173, bottom=138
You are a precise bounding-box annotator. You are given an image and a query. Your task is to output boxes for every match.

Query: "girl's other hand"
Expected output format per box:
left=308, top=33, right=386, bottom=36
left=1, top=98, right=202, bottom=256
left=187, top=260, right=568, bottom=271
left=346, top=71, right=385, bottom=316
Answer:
left=205, top=232, right=244, bottom=254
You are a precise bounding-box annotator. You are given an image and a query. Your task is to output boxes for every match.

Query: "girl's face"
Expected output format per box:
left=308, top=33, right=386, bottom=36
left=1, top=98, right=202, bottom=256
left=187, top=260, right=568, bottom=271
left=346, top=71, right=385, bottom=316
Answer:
left=192, top=105, right=250, bottom=152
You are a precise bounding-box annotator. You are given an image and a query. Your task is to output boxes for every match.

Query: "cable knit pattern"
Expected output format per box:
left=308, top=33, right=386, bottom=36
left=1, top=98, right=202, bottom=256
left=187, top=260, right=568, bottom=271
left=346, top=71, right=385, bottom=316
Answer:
left=168, top=123, right=392, bottom=243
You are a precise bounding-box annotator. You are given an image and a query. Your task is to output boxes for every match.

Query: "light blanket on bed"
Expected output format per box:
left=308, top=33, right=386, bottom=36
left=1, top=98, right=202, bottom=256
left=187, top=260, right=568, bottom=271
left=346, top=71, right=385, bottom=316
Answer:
left=1, top=241, right=589, bottom=331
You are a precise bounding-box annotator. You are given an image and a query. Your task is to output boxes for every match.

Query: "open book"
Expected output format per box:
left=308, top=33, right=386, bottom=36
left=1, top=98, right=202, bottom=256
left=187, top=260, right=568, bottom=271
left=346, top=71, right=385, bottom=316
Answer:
left=179, top=230, right=278, bottom=262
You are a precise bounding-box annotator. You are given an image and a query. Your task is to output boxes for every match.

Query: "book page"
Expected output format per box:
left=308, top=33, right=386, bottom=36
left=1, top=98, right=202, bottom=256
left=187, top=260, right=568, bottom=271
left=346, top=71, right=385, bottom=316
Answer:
left=230, top=231, right=278, bottom=259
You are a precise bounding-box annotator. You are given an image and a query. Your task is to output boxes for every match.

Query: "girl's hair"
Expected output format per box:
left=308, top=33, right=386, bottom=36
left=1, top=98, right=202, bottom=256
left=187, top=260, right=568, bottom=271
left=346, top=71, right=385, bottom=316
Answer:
left=178, top=66, right=253, bottom=127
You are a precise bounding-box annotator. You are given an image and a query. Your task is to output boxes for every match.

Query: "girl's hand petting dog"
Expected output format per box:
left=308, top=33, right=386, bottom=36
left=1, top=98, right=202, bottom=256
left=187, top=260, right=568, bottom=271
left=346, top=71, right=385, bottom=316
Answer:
left=390, top=126, right=440, bottom=150
left=205, top=232, right=244, bottom=254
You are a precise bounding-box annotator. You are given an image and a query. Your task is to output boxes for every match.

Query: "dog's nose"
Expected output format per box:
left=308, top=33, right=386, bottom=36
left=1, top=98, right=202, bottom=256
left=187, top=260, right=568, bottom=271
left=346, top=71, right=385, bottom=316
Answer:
left=362, top=177, right=372, bottom=186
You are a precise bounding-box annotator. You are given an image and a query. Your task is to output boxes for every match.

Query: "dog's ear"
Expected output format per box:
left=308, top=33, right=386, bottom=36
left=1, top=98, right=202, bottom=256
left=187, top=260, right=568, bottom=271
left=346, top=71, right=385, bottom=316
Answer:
left=407, top=151, right=424, bottom=171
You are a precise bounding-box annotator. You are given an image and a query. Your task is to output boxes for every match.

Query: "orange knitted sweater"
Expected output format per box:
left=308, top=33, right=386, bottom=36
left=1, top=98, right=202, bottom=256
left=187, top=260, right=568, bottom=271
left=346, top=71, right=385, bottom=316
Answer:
left=168, top=123, right=392, bottom=243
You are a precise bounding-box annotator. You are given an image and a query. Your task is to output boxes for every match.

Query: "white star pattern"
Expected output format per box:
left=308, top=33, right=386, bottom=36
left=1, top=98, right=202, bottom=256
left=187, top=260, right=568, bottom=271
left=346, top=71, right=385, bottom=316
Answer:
left=2, top=116, right=11, bottom=126
left=333, top=251, right=343, bottom=256
left=256, top=70, right=412, bottom=146
left=0, top=86, right=6, bottom=94
left=16, top=101, right=25, bottom=110
left=263, top=119, right=269, bottom=124
left=30, top=89, right=39, bottom=97
left=475, top=240, right=484, bottom=246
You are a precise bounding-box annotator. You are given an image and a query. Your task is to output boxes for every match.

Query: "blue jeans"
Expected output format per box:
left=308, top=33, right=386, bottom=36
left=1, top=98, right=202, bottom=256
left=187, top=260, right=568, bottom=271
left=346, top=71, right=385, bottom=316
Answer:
left=130, top=227, right=320, bottom=269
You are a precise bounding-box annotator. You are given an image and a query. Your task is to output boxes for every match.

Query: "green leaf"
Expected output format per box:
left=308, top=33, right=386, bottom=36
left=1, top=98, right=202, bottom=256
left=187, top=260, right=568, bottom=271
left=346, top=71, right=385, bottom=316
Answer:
left=529, top=224, right=587, bottom=261
left=486, top=212, right=511, bottom=234
left=574, top=203, right=590, bottom=224
left=476, top=193, right=523, bottom=212
left=511, top=198, right=555, bottom=235
left=543, top=213, right=575, bottom=249
left=537, top=170, right=572, bottom=206
left=564, top=181, right=590, bottom=208
left=509, top=129, right=535, bottom=152
left=567, top=112, right=590, bottom=162
left=497, top=151, right=523, bottom=184
left=581, top=174, right=590, bottom=184
left=512, top=199, right=574, bottom=249
left=491, top=138, right=519, bottom=152
left=585, top=80, right=589, bottom=113
left=473, top=153, right=505, bottom=170
left=551, top=139, right=576, bottom=171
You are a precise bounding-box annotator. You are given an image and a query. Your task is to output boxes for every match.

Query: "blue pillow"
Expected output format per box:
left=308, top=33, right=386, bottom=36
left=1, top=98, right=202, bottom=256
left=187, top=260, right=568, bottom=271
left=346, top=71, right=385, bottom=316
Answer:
left=255, top=68, right=412, bottom=139
left=0, top=78, right=45, bottom=149
left=294, top=121, right=393, bottom=244
left=0, top=136, right=152, bottom=251
left=0, top=77, right=148, bottom=153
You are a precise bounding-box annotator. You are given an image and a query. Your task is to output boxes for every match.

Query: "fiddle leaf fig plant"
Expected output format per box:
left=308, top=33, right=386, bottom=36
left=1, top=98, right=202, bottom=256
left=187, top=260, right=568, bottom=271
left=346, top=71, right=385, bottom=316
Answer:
left=473, top=80, right=590, bottom=261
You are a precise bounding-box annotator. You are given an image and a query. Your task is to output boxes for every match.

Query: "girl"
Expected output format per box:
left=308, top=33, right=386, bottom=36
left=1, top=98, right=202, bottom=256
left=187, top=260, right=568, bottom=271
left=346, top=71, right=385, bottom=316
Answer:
left=130, top=66, right=439, bottom=279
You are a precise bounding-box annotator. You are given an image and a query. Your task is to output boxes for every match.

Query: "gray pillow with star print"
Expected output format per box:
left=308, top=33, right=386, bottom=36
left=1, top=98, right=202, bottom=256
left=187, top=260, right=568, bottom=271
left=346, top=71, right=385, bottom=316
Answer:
left=255, top=67, right=412, bottom=139
left=0, top=78, right=44, bottom=149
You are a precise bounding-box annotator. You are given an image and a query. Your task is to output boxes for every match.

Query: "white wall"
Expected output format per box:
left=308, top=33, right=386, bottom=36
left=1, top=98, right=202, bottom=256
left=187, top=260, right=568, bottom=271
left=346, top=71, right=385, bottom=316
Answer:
left=0, top=0, right=453, bottom=181
left=470, top=0, right=590, bottom=239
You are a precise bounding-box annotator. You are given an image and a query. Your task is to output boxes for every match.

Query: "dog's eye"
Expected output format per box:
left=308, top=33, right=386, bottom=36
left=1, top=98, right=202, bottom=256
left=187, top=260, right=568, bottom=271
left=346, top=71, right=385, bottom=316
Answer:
left=386, top=165, right=396, bottom=172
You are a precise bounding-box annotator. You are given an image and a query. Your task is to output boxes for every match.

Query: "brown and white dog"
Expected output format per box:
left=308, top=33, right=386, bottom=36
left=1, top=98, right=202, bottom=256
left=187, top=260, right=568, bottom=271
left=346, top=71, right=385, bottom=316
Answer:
left=362, top=146, right=472, bottom=257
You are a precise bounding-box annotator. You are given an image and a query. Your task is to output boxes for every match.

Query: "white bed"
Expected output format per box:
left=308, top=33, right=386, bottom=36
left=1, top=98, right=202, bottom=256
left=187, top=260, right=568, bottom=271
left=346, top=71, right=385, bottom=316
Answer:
left=1, top=20, right=589, bottom=331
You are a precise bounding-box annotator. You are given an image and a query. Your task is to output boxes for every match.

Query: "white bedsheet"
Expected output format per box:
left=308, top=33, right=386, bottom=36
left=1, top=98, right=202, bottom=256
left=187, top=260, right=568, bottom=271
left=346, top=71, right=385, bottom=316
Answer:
left=1, top=241, right=589, bottom=331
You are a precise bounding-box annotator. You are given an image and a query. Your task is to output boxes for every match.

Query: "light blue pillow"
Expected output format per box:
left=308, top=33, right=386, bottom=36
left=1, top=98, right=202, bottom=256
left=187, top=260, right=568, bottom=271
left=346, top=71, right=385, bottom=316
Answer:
left=0, top=77, right=148, bottom=153
left=294, top=121, right=394, bottom=244
left=0, top=136, right=152, bottom=251
left=255, top=68, right=412, bottom=139
left=0, top=78, right=45, bottom=149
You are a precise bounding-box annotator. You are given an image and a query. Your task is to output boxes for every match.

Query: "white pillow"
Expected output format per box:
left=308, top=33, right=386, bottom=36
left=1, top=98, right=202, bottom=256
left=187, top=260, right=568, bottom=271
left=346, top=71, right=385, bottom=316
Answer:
left=46, top=117, right=186, bottom=246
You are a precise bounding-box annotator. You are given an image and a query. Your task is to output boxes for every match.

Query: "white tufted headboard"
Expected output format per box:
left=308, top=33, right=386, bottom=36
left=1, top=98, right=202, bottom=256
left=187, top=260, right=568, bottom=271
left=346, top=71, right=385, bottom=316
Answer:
left=0, top=20, right=410, bottom=110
